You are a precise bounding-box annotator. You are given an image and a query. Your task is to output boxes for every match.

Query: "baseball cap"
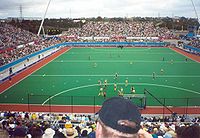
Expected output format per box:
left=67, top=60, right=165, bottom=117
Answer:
left=98, top=97, right=141, bottom=134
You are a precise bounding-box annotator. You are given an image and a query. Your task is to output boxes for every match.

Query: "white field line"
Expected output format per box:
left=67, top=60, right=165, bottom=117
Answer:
left=52, top=60, right=195, bottom=63
left=31, top=74, right=200, bottom=78
left=42, top=82, right=200, bottom=105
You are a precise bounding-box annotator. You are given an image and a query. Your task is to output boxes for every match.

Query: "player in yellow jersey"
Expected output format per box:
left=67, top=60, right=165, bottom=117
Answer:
left=114, top=83, right=117, bottom=92
left=104, top=80, right=108, bottom=87
left=118, top=87, right=124, bottom=96
left=160, top=68, right=164, bottom=74
left=125, top=79, right=128, bottom=87
left=98, top=87, right=103, bottom=96
left=131, top=86, right=136, bottom=93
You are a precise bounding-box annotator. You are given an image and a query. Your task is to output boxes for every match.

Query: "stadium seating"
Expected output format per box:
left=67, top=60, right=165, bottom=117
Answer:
left=0, top=111, right=199, bottom=138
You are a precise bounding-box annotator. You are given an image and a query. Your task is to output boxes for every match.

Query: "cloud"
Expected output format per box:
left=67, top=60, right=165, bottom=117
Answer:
left=0, top=0, right=20, bottom=10
left=0, top=0, right=199, bottom=18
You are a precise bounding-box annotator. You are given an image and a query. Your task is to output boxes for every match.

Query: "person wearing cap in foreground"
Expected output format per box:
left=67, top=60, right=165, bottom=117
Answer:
left=96, top=97, right=152, bottom=138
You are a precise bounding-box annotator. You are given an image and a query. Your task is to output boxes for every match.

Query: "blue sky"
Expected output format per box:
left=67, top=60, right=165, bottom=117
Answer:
left=0, top=0, right=200, bottom=19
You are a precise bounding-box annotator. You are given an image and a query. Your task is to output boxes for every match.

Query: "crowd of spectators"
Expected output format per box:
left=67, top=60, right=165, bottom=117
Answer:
left=0, top=20, right=198, bottom=67
left=62, top=36, right=162, bottom=43
left=0, top=111, right=96, bottom=138
left=0, top=22, right=64, bottom=66
left=142, top=115, right=200, bottom=123
left=64, top=21, right=175, bottom=38
left=0, top=23, right=39, bottom=50
left=178, top=37, right=200, bottom=55
left=0, top=38, right=62, bottom=66
left=0, top=20, right=173, bottom=67
left=188, top=38, right=200, bottom=49
left=0, top=111, right=199, bottom=138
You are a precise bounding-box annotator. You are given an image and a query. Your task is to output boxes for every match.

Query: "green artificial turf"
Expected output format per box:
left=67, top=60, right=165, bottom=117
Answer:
left=1, top=47, right=200, bottom=107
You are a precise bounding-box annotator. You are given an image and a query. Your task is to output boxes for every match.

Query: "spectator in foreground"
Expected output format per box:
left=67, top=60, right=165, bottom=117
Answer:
left=29, top=127, right=43, bottom=138
left=177, top=125, right=200, bottom=138
left=95, top=97, right=152, bottom=138
left=42, top=127, right=55, bottom=138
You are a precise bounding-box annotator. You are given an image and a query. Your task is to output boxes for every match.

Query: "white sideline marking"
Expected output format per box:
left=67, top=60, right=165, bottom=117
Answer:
left=31, top=74, right=200, bottom=78
left=63, top=51, right=176, bottom=54
left=52, top=60, right=195, bottom=63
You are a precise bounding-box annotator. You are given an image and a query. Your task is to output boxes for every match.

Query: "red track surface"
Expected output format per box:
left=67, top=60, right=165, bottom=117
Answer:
left=0, top=46, right=199, bottom=114
left=170, top=47, right=200, bottom=62
left=0, top=104, right=199, bottom=114
left=0, top=47, right=70, bottom=93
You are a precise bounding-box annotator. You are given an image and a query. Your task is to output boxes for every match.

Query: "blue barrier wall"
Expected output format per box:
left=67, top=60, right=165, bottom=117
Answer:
left=184, top=45, right=200, bottom=53
left=0, top=42, right=167, bottom=72
left=0, top=43, right=64, bottom=72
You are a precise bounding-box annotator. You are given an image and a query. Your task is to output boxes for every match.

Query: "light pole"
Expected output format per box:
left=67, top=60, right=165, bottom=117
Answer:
left=190, top=0, right=200, bottom=35
left=37, top=0, right=52, bottom=36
